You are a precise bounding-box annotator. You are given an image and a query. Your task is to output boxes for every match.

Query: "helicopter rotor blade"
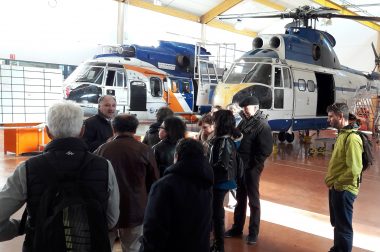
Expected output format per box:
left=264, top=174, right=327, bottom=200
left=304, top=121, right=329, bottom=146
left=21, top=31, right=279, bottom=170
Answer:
left=318, top=13, right=380, bottom=22
left=218, top=13, right=284, bottom=20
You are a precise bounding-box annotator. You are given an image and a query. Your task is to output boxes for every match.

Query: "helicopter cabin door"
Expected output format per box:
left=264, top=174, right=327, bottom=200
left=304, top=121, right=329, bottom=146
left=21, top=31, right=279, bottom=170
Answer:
left=291, top=69, right=318, bottom=130
left=103, top=66, right=129, bottom=109
left=146, top=76, right=167, bottom=120
left=273, top=66, right=293, bottom=122
left=130, top=81, right=147, bottom=112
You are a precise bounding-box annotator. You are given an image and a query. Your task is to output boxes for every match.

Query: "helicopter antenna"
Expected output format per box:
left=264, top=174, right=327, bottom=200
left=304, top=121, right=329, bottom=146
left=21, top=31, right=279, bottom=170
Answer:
left=371, top=42, right=380, bottom=72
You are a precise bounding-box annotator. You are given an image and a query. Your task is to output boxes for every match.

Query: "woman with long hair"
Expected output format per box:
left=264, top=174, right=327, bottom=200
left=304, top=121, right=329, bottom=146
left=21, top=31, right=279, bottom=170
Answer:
left=208, top=110, right=240, bottom=252
left=152, top=117, right=186, bottom=177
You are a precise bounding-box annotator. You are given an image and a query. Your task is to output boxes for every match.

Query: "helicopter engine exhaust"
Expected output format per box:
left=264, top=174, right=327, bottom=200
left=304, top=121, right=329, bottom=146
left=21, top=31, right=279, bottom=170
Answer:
left=269, top=36, right=281, bottom=49
left=252, top=37, right=263, bottom=49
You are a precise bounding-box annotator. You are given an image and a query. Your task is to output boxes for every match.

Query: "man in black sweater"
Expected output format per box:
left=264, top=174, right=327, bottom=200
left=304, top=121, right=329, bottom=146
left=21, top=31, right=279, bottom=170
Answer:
left=83, top=95, right=116, bottom=151
left=225, top=95, right=273, bottom=245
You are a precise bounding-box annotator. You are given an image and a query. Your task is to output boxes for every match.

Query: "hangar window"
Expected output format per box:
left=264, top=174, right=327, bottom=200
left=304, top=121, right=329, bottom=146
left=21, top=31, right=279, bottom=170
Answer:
left=298, top=79, right=306, bottom=91
left=150, top=77, right=162, bottom=97
left=307, top=80, right=315, bottom=92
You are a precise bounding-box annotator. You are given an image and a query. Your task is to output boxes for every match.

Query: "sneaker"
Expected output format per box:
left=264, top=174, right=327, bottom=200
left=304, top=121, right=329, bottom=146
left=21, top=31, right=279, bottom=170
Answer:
left=224, top=229, right=243, bottom=238
left=246, top=235, right=257, bottom=245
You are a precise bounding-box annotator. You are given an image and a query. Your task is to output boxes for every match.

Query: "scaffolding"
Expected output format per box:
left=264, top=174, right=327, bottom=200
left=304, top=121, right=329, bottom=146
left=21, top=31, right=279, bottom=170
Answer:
left=351, top=89, right=380, bottom=136
left=193, top=42, right=238, bottom=106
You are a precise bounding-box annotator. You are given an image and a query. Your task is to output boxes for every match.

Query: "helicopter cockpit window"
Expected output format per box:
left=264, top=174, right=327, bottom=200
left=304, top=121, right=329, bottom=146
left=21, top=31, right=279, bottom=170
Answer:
left=114, top=70, right=126, bottom=87
left=150, top=77, right=162, bottom=97
left=274, top=67, right=283, bottom=87
left=274, top=89, right=284, bottom=109
left=225, top=62, right=255, bottom=84
left=298, top=79, right=306, bottom=91
left=171, top=81, right=179, bottom=93
left=75, top=66, right=104, bottom=85
left=182, top=81, right=191, bottom=94
left=242, top=63, right=271, bottom=85
left=307, top=80, right=315, bottom=92
left=105, top=70, right=116, bottom=87
left=283, top=68, right=292, bottom=88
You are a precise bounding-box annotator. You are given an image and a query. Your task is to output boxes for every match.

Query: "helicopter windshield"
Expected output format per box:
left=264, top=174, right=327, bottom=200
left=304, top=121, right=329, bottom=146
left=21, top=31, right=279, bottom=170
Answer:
left=65, top=63, right=104, bottom=85
left=225, top=62, right=272, bottom=85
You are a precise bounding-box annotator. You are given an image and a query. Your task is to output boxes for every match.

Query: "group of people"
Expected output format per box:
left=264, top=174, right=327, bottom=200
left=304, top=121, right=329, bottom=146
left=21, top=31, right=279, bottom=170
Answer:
left=0, top=94, right=366, bottom=252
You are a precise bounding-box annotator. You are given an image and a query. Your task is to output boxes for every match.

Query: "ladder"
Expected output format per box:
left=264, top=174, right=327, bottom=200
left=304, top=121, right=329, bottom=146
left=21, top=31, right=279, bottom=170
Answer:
left=373, top=96, right=380, bottom=142
left=194, top=42, right=237, bottom=106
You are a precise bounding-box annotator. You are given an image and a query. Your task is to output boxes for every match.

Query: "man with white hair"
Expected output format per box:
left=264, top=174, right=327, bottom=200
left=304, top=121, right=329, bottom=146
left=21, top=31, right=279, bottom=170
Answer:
left=0, top=101, right=120, bottom=251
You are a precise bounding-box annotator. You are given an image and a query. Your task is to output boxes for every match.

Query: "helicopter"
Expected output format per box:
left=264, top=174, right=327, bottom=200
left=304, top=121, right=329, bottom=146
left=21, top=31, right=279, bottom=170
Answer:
left=213, top=5, right=380, bottom=142
left=63, top=41, right=219, bottom=121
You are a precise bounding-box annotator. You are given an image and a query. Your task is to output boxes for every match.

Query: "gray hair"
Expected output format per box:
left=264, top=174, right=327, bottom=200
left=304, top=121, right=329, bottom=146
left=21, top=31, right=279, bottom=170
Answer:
left=98, top=95, right=116, bottom=104
left=47, top=101, right=84, bottom=138
left=226, top=103, right=241, bottom=113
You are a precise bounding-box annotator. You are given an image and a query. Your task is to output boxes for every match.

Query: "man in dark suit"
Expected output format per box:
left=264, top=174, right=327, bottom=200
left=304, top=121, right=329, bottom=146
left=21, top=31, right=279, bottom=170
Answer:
left=83, top=95, right=116, bottom=151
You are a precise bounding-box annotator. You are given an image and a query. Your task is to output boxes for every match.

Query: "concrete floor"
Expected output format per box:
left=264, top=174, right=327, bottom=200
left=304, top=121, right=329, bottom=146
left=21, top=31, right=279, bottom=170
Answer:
left=0, top=129, right=379, bottom=252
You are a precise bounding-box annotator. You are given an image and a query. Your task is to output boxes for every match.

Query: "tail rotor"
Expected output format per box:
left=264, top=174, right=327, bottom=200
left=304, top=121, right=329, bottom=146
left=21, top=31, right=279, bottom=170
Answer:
left=371, top=42, right=380, bottom=72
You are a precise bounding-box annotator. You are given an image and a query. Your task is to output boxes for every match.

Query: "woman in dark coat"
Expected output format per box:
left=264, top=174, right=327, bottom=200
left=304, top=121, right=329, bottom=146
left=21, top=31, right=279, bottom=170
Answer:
left=152, top=117, right=186, bottom=177
left=140, top=139, right=213, bottom=252
left=208, top=110, right=239, bottom=252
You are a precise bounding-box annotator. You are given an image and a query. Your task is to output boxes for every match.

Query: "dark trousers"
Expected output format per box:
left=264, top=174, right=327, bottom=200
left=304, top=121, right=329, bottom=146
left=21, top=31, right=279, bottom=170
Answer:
left=232, top=168, right=261, bottom=237
left=212, top=189, right=228, bottom=249
left=329, top=189, right=357, bottom=252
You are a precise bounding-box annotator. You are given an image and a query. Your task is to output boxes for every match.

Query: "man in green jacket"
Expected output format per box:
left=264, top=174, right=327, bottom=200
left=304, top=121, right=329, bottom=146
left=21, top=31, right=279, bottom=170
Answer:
left=326, top=103, right=363, bottom=252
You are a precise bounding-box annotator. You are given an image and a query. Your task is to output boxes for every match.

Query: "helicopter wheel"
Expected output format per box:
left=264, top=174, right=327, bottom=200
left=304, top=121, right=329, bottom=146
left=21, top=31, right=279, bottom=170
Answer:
left=278, top=132, right=286, bottom=142
left=285, top=132, right=295, bottom=143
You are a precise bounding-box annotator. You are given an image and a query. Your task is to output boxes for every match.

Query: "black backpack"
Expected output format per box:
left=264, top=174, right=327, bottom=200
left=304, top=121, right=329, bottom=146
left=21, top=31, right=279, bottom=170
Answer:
left=22, top=152, right=111, bottom=252
left=346, top=131, right=374, bottom=182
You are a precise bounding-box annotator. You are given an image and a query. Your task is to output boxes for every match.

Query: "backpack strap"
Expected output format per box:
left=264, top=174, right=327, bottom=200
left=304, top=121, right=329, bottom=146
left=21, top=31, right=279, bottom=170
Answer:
left=343, top=131, right=364, bottom=183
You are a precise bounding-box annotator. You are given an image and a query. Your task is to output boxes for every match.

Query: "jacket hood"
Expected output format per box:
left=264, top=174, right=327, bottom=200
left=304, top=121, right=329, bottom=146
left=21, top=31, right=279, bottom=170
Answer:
left=164, top=157, right=213, bottom=187
left=44, top=137, right=88, bottom=152
left=148, top=122, right=162, bottom=134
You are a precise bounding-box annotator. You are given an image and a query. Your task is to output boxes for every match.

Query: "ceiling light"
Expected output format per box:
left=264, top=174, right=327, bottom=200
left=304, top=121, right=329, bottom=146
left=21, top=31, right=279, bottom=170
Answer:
left=234, top=19, right=244, bottom=30
left=153, top=0, right=162, bottom=6
left=48, top=0, right=57, bottom=8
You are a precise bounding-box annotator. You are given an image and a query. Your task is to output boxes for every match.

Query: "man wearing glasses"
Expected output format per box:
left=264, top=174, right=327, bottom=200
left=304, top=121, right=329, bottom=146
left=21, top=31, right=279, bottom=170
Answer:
left=326, top=103, right=363, bottom=252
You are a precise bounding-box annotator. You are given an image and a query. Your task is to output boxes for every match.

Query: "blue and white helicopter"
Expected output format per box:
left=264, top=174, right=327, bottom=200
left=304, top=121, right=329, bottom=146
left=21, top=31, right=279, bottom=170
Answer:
left=213, top=6, right=380, bottom=142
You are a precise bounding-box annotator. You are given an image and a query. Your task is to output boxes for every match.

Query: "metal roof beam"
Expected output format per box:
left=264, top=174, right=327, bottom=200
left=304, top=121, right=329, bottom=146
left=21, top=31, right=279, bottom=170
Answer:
left=115, top=0, right=257, bottom=37
left=125, top=0, right=200, bottom=23
left=253, top=0, right=286, bottom=11
left=200, top=0, right=244, bottom=24
left=312, top=0, right=380, bottom=32
left=208, top=20, right=258, bottom=37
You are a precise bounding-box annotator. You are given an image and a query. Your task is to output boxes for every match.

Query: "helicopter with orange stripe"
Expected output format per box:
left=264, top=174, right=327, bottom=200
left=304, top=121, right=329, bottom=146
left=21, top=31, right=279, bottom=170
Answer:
left=63, top=41, right=219, bottom=121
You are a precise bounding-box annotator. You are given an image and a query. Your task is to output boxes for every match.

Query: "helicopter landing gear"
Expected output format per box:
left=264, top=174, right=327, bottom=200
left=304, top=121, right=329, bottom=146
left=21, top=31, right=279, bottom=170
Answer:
left=278, top=132, right=286, bottom=142
left=285, top=132, right=295, bottom=143
left=278, top=132, right=294, bottom=143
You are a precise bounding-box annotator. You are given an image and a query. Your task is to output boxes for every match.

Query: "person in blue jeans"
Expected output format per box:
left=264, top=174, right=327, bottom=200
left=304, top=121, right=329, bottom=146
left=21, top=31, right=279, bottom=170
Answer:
left=326, top=103, right=363, bottom=252
left=208, top=110, right=240, bottom=252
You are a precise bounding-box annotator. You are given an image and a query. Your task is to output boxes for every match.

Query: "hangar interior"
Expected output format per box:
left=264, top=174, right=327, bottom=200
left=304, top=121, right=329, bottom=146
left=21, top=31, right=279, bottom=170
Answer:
left=1, top=0, right=380, bottom=251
